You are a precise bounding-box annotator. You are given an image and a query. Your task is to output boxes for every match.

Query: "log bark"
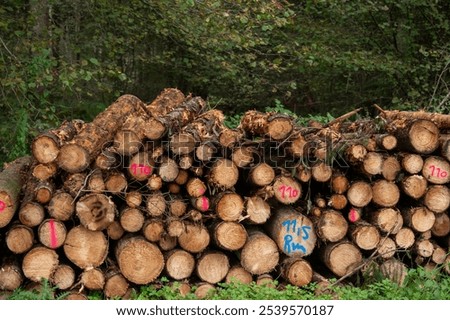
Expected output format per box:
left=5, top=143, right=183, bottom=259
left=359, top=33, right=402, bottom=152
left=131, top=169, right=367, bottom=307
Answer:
left=240, top=230, right=279, bottom=275
left=315, top=209, right=348, bottom=242
left=38, top=219, right=66, bottom=249
left=32, top=119, right=84, bottom=164
left=380, top=258, right=407, bottom=285
left=22, top=246, right=59, bottom=282
left=244, top=195, right=271, bottom=224
left=58, top=95, right=143, bottom=172
left=144, top=88, right=185, bottom=117
left=280, top=257, right=313, bottom=287
left=377, top=106, right=450, bottom=129
left=423, top=185, right=450, bottom=213
left=371, top=179, right=400, bottom=207
left=5, top=224, right=34, bottom=254
left=212, top=221, right=247, bottom=251
left=113, top=104, right=149, bottom=155
left=347, top=181, right=372, bottom=207
left=321, top=241, right=362, bottom=277
left=196, top=251, right=230, bottom=284
left=165, top=249, right=195, bottom=280
left=116, top=236, right=164, bottom=284
left=76, top=193, right=116, bottom=231
left=0, top=156, right=32, bottom=228
left=178, top=223, right=210, bottom=253
left=266, top=207, right=316, bottom=257
left=422, top=156, right=450, bottom=184
left=64, top=226, right=108, bottom=269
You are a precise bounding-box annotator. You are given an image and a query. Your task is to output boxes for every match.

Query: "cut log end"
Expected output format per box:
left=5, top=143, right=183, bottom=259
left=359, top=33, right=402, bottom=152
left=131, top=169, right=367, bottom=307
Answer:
left=58, top=144, right=90, bottom=173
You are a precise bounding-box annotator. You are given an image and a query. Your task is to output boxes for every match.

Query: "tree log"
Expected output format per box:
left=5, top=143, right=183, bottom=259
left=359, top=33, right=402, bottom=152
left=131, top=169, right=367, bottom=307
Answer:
left=321, top=241, right=362, bottom=277
left=266, top=207, right=316, bottom=257
left=370, top=208, right=403, bottom=234
left=80, top=268, right=105, bottom=290
left=51, top=264, right=75, bottom=290
left=381, top=156, right=401, bottom=181
left=104, top=171, right=128, bottom=194
left=423, top=185, right=450, bottom=213
left=120, top=207, right=145, bottom=233
left=0, top=156, right=32, bottom=228
left=240, top=230, right=279, bottom=275
left=240, top=110, right=294, bottom=140
left=32, top=162, right=58, bottom=181
left=106, top=220, right=125, bottom=240
left=6, top=224, right=34, bottom=254
left=400, top=175, right=428, bottom=199
left=380, top=258, right=407, bottom=286
left=0, top=258, right=23, bottom=291
left=391, top=119, right=440, bottom=154
left=116, top=236, right=164, bottom=284
left=225, top=265, right=253, bottom=284
left=38, top=219, right=66, bottom=249
left=311, top=161, right=333, bottom=182
left=146, top=192, right=166, bottom=217
left=178, top=223, right=210, bottom=253
left=422, top=156, right=450, bottom=184
left=22, top=246, right=59, bottom=282
left=394, top=227, right=415, bottom=249
left=231, top=146, right=254, bottom=167
left=347, top=181, right=372, bottom=207
left=142, top=219, right=164, bottom=242
left=212, top=221, right=247, bottom=251
left=196, top=251, right=230, bottom=284
left=214, top=192, right=244, bottom=221
left=431, top=212, right=449, bottom=237
left=165, top=249, right=195, bottom=280
left=377, top=237, right=397, bottom=259
left=272, top=175, right=302, bottom=204
left=127, top=151, right=155, bottom=181
left=76, top=193, right=116, bottom=231
left=248, top=163, right=275, bottom=187
left=64, top=226, right=108, bottom=269
left=315, top=209, right=348, bottom=242
left=208, top=158, right=239, bottom=189
left=186, top=177, right=207, bottom=197
left=400, top=153, right=423, bottom=174
left=403, top=207, right=436, bottom=233
left=280, top=257, right=313, bottom=287
left=244, top=195, right=271, bottom=224
left=371, top=179, right=400, bottom=207
left=349, top=221, right=380, bottom=250
left=104, top=265, right=129, bottom=299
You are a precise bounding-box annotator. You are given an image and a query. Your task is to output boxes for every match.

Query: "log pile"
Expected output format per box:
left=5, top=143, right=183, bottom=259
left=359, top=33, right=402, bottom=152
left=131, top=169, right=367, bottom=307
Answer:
left=0, top=89, right=449, bottom=297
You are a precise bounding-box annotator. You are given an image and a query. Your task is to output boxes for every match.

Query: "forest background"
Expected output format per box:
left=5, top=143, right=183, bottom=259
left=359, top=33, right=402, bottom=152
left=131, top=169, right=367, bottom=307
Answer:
left=1, top=0, right=450, bottom=166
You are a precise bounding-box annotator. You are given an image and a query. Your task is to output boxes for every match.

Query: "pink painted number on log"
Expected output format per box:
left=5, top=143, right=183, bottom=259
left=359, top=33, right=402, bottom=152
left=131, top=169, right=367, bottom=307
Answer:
left=278, top=185, right=299, bottom=199
left=0, top=200, right=5, bottom=212
left=429, top=165, right=448, bottom=178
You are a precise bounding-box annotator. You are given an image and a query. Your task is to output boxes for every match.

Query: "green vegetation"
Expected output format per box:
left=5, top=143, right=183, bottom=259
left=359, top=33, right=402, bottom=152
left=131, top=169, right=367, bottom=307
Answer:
left=1, top=1, right=450, bottom=166
left=3, top=266, right=449, bottom=300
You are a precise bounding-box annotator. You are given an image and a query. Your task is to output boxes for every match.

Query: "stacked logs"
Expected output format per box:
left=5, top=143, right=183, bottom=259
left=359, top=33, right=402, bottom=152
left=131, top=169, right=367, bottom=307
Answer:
left=0, top=89, right=449, bottom=298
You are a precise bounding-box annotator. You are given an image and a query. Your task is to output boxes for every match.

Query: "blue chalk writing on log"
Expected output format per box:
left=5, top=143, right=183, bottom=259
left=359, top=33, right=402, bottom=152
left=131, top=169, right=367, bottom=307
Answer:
left=283, top=235, right=307, bottom=254
left=281, top=219, right=311, bottom=254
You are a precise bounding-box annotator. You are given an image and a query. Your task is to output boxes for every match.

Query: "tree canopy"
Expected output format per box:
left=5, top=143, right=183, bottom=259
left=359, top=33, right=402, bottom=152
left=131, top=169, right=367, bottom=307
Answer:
left=1, top=0, right=449, bottom=163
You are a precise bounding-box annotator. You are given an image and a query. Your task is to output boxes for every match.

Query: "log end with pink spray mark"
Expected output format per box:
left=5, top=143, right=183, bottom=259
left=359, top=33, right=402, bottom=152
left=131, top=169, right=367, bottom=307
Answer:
left=38, top=219, right=67, bottom=249
left=348, top=207, right=362, bottom=223
left=191, top=196, right=210, bottom=212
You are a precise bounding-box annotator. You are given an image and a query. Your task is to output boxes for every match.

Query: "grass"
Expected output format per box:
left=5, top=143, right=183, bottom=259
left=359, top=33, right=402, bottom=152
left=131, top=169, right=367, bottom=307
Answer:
left=3, top=266, right=449, bottom=300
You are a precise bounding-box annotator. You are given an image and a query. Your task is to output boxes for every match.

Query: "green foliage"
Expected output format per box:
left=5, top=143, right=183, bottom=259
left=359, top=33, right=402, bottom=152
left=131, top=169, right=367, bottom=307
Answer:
left=7, top=279, right=66, bottom=300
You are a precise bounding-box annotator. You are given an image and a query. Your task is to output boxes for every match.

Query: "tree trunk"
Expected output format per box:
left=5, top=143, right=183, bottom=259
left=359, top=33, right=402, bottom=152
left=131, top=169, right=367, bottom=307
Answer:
left=22, top=246, right=59, bottom=282
left=394, top=227, right=415, bottom=249
left=231, top=146, right=254, bottom=167
left=208, top=158, right=239, bottom=189
left=375, top=134, right=397, bottom=151
left=32, top=162, right=58, bottom=181
left=370, top=208, right=403, bottom=234
left=212, top=221, right=247, bottom=251
left=0, top=156, right=32, bottom=228
left=178, top=223, right=210, bottom=253
left=51, top=264, right=75, bottom=290
left=158, top=157, right=179, bottom=182
left=76, top=193, right=116, bottom=231
left=266, top=207, right=316, bottom=257
left=120, top=207, right=145, bottom=233
left=214, top=192, right=244, bottom=221
left=400, top=175, right=428, bottom=199
left=127, top=151, right=155, bottom=181
left=422, top=156, right=450, bottom=184
left=328, top=194, right=348, bottom=210
left=315, top=209, right=348, bottom=242
left=106, top=220, right=125, bottom=240
left=116, top=236, right=164, bottom=284
left=248, top=163, right=275, bottom=187
left=423, top=185, right=450, bottom=213
left=219, top=128, right=244, bottom=148
left=63, top=226, right=108, bottom=269
left=272, top=176, right=302, bottom=204
left=371, top=179, right=400, bottom=207
left=431, top=212, right=449, bottom=237
left=240, top=230, right=279, bottom=275
left=331, top=173, right=350, bottom=194
left=347, top=181, right=372, bottom=207
left=32, top=120, right=84, bottom=164
left=321, top=241, right=362, bottom=277
left=244, top=195, right=271, bottom=224
left=58, top=95, right=143, bottom=172
left=225, top=265, right=253, bottom=284
left=0, top=258, right=23, bottom=291
left=391, top=119, right=440, bottom=154
left=159, top=250, right=194, bottom=283
left=349, top=221, right=381, bottom=250
left=196, top=251, right=230, bottom=284
left=381, top=156, right=401, bottom=181
left=6, top=224, right=34, bottom=254
left=146, top=192, right=166, bottom=217
left=80, top=268, right=105, bottom=290
left=400, top=153, right=424, bottom=174
left=104, top=265, right=129, bottom=299
left=377, top=237, right=397, bottom=259
left=280, top=257, right=313, bottom=287
left=403, top=207, right=436, bottom=233
left=142, top=219, right=164, bottom=243
left=240, top=110, right=294, bottom=140
left=377, top=107, right=450, bottom=129
left=38, top=219, right=66, bottom=249
left=311, top=161, right=333, bottom=182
